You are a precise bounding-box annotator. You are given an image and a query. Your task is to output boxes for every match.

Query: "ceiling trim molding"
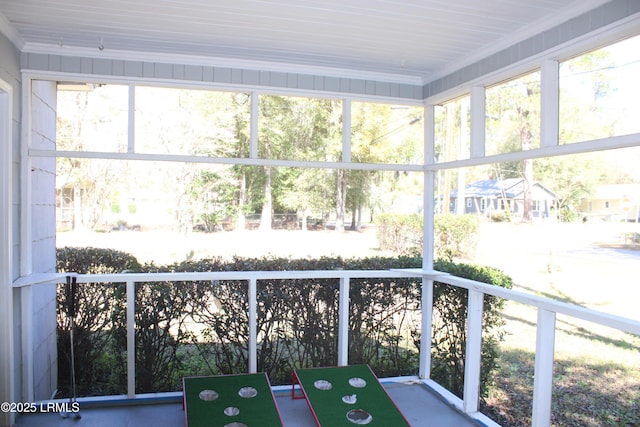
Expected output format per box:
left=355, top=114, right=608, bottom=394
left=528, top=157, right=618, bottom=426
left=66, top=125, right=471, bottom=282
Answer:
left=427, top=0, right=612, bottom=83
left=424, top=0, right=640, bottom=101
left=0, top=11, right=23, bottom=50
left=20, top=42, right=425, bottom=87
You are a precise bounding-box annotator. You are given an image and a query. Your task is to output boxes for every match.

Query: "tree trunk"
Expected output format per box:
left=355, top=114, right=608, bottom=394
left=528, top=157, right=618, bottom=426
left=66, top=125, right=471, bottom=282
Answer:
left=521, top=126, right=534, bottom=223
left=517, top=92, right=534, bottom=223
left=442, top=103, right=455, bottom=214
left=236, top=168, right=246, bottom=231
left=260, top=165, right=273, bottom=231
left=260, top=137, right=273, bottom=231
left=350, top=208, right=357, bottom=231
left=349, top=203, right=363, bottom=231
left=335, top=169, right=347, bottom=232
left=73, top=185, right=83, bottom=230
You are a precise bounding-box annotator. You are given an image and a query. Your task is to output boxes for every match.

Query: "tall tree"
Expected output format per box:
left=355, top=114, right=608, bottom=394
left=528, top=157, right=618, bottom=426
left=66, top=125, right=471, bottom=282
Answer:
left=259, top=95, right=341, bottom=230
left=280, top=167, right=333, bottom=230
left=334, top=169, right=347, bottom=232
left=57, top=86, right=128, bottom=230
left=347, top=103, right=423, bottom=227
left=516, top=85, right=536, bottom=222
left=486, top=72, right=540, bottom=221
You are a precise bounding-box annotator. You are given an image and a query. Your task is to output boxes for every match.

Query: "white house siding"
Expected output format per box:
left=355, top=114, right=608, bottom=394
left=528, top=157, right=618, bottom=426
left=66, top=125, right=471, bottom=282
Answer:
left=29, top=80, right=58, bottom=401
left=581, top=184, right=640, bottom=221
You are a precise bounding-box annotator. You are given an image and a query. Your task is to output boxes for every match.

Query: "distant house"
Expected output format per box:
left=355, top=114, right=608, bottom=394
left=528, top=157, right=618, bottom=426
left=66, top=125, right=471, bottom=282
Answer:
left=450, top=178, right=556, bottom=219
left=579, top=184, right=640, bottom=222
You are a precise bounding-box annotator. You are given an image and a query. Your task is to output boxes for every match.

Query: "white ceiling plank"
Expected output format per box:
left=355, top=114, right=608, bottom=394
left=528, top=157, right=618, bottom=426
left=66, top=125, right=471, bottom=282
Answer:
left=0, top=0, right=619, bottom=83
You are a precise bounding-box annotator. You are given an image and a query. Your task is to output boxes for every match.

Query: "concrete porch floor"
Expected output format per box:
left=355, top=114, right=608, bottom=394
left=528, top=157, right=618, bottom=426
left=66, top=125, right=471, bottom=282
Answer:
left=15, top=380, right=481, bottom=427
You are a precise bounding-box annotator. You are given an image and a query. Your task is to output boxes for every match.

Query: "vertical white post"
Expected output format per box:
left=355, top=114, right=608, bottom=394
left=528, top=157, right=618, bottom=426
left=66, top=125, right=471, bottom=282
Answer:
left=420, top=103, right=435, bottom=379
left=342, top=99, right=351, bottom=163
left=463, top=289, right=484, bottom=414
left=127, top=84, right=135, bottom=153
left=423, top=103, right=435, bottom=267
left=470, top=86, right=486, bottom=158
left=250, top=93, right=259, bottom=159
left=540, top=60, right=559, bottom=148
left=456, top=99, right=468, bottom=214
left=248, top=278, right=257, bottom=373
left=126, top=280, right=136, bottom=398
left=419, top=278, right=433, bottom=379
left=0, top=80, right=15, bottom=426
left=532, top=308, right=556, bottom=427
left=338, top=277, right=350, bottom=366
left=21, top=286, right=34, bottom=401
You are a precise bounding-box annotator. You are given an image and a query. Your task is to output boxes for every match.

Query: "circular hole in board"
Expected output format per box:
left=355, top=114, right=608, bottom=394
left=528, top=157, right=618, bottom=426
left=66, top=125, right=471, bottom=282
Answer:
left=224, top=406, right=240, bottom=416
left=238, top=386, right=258, bottom=398
left=346, top=409, right=373, bottom=424
left=198, top=389, right=219, bottom=401
left=348, top=377, right=367, bottom=388
left=313, top=379, right=333, bottom=390
left=342, top=394, right=357, bottom=404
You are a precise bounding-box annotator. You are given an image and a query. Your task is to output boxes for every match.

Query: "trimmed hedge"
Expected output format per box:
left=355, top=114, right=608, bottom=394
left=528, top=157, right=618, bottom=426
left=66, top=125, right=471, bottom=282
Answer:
left=56, top=248, right=141, bottom=396
left=56, top=248, right=511, bottom=400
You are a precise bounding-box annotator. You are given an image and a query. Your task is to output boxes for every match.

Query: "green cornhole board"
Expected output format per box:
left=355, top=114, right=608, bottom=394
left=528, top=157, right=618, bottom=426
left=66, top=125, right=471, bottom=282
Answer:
left=183, top=373, right=283, bottom=427
left=292, top=365, right=410, bottom=426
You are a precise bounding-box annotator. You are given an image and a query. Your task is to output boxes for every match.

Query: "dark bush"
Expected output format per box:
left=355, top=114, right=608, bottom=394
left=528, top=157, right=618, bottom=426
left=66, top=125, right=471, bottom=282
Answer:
left=57, top=246, right=142, bottom=274
left=56, top=248, right=511, bottom=401
left=56, top=247, right=141, bottom=396
left=430, top=259, right=512, bottom=398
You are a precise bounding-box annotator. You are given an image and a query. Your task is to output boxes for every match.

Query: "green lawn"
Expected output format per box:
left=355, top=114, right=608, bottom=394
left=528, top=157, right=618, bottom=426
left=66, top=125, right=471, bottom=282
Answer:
left=474, top=222, right=640, bottom=427
left=483, top=299, right=640, bottom=427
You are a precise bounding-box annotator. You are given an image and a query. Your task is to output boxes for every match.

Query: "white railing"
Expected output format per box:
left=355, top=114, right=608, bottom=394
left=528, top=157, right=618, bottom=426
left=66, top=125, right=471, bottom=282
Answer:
left=14, top=269, right=640, bottom=427
left=426, top=271, right=640, bottom=427
left=72, top=269, right=412, bottom=397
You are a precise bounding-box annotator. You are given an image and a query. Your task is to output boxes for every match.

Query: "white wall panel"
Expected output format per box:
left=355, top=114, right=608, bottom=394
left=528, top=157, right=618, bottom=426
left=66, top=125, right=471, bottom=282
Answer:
left=28, top=79, right=57, bottom=401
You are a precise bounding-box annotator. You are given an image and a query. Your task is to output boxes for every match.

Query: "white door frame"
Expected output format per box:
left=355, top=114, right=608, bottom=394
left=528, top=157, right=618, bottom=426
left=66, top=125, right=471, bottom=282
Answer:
left=0, top=77, right=16, bottom=426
